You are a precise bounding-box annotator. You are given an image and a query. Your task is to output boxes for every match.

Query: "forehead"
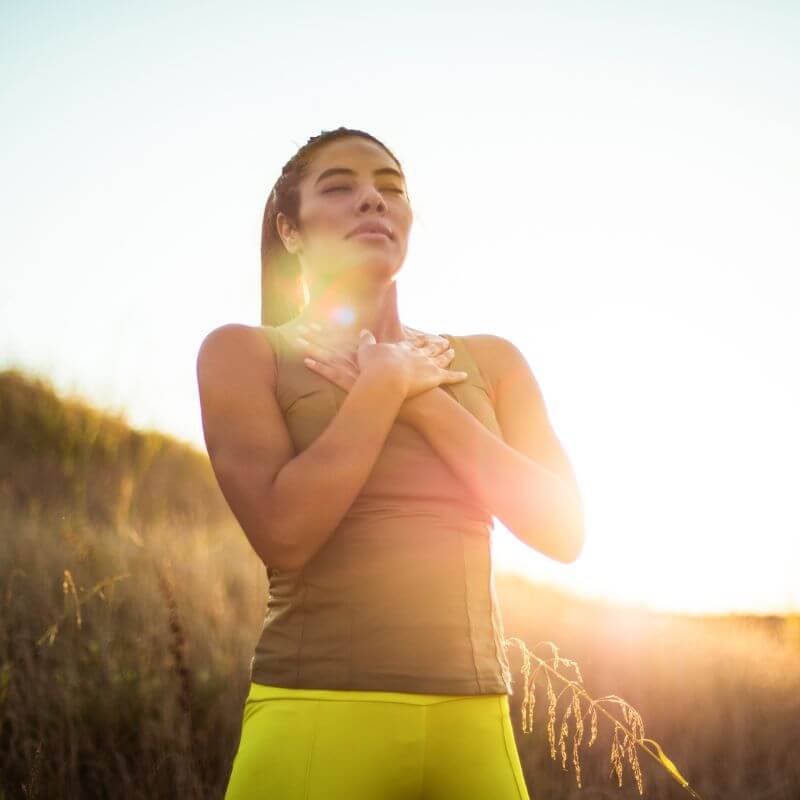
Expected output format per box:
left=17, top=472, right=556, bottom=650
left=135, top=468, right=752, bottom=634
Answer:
left=309, top=136, right=401, bottom=177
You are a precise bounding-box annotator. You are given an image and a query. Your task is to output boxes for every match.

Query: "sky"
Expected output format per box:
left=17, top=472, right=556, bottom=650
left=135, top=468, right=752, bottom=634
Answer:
left=2, top=0, right=798, bottom=616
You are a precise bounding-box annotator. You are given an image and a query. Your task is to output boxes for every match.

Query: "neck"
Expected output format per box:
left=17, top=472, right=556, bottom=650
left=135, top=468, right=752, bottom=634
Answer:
left=296, top=271, right=407, bottom=343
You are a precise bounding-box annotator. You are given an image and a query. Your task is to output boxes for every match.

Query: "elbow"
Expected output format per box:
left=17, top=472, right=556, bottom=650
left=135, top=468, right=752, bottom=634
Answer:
left=557, top=519, right=585, bottom=564
left=260, top=545, right=305, bottom=574
left=259, top=508, right=314, bottom=573
left=259, top=528, right=307, bottom=573
left=272, top=547, right=307, bottom=573
left=515, top=515, right=585, bottom=565
left=546, top=483, right=586, bottom=564
left=255, top=486, right=308, bottom=573
left=559, top=488, right=585, bottom=563
left=252, top=512, right=305, bottom=573
left=510, top=481, right=586, bottom=564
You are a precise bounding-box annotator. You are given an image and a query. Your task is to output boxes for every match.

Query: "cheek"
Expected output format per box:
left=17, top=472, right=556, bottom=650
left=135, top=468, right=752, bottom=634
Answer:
left=394, top=211, right=413, bottom=242
left=303, top=198, right=337, bottom=228
left=312, top=203, right=355, bottom=240
left=298, top=208, right=347, bottom=250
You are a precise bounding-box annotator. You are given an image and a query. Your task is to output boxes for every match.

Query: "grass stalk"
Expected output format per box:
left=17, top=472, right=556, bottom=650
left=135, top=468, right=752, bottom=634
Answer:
left=505, top=636, right=703, bottom=798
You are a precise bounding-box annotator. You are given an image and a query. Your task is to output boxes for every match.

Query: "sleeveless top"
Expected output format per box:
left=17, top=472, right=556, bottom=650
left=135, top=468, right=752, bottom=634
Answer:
left=249, top=324, right=515, bottom=696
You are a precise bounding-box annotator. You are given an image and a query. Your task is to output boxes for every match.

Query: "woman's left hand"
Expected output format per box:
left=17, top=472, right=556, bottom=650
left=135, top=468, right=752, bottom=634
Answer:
left=293, top=321, right=454, bottom=395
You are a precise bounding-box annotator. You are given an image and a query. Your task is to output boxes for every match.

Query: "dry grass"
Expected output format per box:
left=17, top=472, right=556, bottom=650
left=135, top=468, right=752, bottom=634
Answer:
left=497, top=575, right=800, bottom=799
left=1, top=368, right=799, bottom=799
left=504, top=636, right=697, bottom=797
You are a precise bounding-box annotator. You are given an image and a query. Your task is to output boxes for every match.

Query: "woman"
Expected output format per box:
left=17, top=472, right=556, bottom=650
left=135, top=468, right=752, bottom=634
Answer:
left=197, top=127, right=584, bottom=799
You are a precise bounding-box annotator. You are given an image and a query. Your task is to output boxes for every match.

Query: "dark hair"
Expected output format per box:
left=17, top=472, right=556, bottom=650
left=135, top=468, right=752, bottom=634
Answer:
left=261, top=127, right=406, bottom=327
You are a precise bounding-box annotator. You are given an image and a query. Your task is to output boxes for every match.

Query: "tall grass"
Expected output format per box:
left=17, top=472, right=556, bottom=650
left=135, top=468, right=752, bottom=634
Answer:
left=1, top=368, right=799, bottom=799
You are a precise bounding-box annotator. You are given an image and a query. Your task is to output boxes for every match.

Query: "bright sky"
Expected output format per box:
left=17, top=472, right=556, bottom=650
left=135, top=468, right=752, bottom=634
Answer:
left=2, top=1, right=798, bottom=616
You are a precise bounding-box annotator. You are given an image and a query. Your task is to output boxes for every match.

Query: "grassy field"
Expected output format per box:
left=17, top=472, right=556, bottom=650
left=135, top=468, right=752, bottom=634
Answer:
left=1, top=368, right=798, bottom=799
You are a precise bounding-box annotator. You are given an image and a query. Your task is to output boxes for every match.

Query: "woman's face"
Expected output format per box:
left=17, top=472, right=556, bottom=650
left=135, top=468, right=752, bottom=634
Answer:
left=277, top=136, right=413, bottom=287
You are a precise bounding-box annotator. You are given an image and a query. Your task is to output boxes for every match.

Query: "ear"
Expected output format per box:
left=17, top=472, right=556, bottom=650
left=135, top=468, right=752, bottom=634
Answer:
left=276, top=212, right=302, bottom=254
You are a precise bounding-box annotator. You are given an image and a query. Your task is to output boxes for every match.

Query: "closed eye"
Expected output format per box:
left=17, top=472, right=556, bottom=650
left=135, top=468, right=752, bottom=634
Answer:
left=323, top=186, right=405, bottom=194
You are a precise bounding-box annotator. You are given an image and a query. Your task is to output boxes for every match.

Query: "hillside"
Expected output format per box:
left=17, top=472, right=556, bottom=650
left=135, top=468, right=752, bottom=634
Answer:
left=0, top=367, right=230, bottom=533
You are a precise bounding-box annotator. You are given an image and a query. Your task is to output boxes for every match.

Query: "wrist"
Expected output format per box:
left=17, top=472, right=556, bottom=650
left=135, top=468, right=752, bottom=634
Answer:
left=358, top=364, right=409, bottom=401
left=397, top=387, right=441, bottom=426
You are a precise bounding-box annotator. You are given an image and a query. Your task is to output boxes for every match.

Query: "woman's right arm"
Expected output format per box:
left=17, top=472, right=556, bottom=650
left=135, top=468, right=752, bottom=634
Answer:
left=196, top=323, right=407, bottom=573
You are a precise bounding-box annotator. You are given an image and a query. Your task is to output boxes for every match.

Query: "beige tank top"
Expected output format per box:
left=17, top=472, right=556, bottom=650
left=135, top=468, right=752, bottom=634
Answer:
left=250, top=324, right=514, bottom=696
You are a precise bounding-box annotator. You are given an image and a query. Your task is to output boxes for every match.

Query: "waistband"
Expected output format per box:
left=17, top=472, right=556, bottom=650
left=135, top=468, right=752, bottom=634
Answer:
left=249, top=681, right=508, bottom=707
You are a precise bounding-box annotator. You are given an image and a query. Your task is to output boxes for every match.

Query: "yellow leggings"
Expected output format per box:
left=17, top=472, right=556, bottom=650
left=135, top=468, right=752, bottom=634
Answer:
left=224, top=682, right=531, bottom=799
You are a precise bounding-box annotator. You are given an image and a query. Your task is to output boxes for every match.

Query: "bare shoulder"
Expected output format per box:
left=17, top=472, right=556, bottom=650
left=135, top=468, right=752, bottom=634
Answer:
left=197, top=323, right=278, bottom=386
left=198, top=322, right=274, bottom=358
left=460, top=333, right=529, bottom=397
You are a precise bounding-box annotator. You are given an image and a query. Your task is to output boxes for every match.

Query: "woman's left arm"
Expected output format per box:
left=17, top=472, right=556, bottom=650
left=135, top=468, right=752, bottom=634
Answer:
left=400, top=334, right=585, bottom=564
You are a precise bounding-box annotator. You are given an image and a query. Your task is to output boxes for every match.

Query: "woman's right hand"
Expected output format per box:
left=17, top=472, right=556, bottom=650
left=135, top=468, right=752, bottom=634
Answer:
left=357, top=329, right=468, bottom=399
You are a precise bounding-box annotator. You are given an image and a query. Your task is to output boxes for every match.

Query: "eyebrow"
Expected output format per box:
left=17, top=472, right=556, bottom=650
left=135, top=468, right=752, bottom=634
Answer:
left=314, top=166, right=405, bottom=185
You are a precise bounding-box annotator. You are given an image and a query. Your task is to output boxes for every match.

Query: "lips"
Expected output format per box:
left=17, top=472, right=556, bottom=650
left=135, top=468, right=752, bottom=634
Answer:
left=346, top=220, right=394, bottom=240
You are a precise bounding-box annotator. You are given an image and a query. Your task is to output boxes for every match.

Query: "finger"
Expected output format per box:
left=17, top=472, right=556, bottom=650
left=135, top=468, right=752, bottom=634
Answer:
left=295, top=336, right=336, bottom=361
left=433, top=348, right=455, bottom=366
left=298, top=331, right=357, bottom=367
left=295, top=323, right=331, bottom=348
left=295, top=323, right=312, bottom=336
left=359, top=328, right=376, bottom=344
left=419, top=334, right=450, bottom=355
left=296, top=320, right=332, bottom=340
left=298, top=324, right=360, bottom=363
left=302, top=355, right=338, bottom=379
left=440, top=368, right=469, bottom=383
left=416, top=341, right=450, bottom=359
left=303, top=357, right=358, bottom=392
left=435, top=337, right=451, bottom=353
left=407, top=328, right=447, bottom=348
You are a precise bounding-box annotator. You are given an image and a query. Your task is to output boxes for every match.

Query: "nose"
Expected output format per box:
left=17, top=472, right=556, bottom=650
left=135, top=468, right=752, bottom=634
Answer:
left=358, top=184, right=388, bottom=214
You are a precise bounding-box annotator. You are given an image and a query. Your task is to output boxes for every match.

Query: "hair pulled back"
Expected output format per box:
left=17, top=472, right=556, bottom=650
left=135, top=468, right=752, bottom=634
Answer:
left=261, top=127, right=405, bottom=327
